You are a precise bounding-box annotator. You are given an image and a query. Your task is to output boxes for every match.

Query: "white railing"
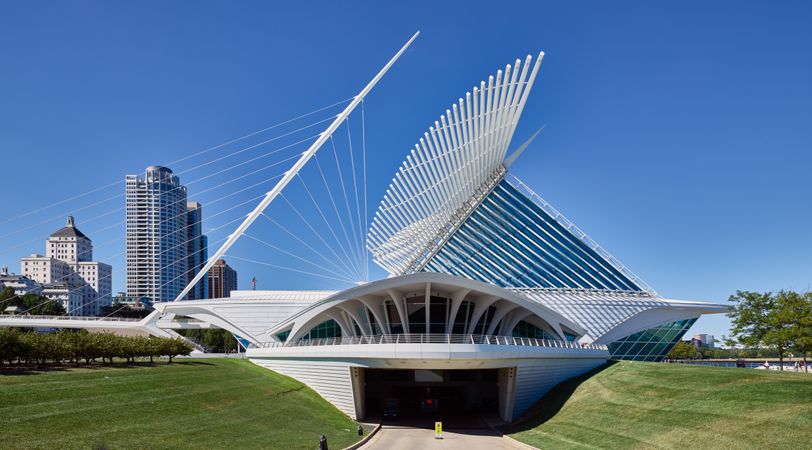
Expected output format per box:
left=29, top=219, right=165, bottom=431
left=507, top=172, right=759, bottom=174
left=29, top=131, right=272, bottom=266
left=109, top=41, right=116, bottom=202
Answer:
left=254, top=333, right=608, bottom=351
left=0, top=314, right=141, bottom=322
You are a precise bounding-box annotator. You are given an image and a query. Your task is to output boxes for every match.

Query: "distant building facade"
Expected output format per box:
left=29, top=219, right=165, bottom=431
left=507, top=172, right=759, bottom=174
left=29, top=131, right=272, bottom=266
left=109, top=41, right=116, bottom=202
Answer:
left=126, top=166, right=189, bottom=303
left=41, top=282, right=84, bottom=314
left=207, top=259, right=237, bottom=299
left=185, top=202, right=208, bottom=300
left=691, top=334, right=715, bottom=349
left=111, top=292, right=155, bottom=312
left=0, top=268, right=42, bottom=296
left=20, top=216, right=112, bottom=315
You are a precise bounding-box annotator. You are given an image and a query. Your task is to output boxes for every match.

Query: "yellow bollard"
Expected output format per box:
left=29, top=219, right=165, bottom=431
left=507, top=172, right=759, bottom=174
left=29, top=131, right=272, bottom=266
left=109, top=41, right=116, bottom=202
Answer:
left=435, top=421, right=443, bottom=440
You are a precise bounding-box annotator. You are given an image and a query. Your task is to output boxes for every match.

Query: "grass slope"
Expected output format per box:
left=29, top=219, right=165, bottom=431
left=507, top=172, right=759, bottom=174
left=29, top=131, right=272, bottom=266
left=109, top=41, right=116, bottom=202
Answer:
left=0, top=359, right=360, bottom=450
left=506, top=361, right=812, bottom=449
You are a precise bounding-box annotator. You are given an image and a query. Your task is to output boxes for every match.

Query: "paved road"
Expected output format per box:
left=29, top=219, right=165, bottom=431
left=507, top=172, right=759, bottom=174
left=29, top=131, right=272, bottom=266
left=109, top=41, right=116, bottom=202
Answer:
left=361, top=419, right=526, bottom=450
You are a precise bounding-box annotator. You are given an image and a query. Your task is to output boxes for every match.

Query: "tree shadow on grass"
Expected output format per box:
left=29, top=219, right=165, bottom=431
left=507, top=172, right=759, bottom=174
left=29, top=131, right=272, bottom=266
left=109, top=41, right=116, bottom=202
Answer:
left=172, top=360, right=215, bottom=366
left=0, top=360, right=214, bottom=376
left=501, top=361, right=616, bottom=434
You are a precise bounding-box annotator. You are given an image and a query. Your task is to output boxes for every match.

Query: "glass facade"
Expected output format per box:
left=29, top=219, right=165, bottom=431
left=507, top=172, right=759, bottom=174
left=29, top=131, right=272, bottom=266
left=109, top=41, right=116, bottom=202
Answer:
left=293, top=293, right=566, bottom=344
left=422, top=178, right=690, bottom=362
left=424, top=180, right=641, bottom=291
left=607, top=318, right=697, bottom=361
left=301, top=319, right=341, bottom=340
left=512, top=320, right=556, bottom=340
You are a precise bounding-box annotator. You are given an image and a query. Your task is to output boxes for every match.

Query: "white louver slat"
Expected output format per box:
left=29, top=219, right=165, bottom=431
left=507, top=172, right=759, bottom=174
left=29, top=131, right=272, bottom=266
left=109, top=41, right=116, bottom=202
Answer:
left=368, top=53, right=545, bottom=275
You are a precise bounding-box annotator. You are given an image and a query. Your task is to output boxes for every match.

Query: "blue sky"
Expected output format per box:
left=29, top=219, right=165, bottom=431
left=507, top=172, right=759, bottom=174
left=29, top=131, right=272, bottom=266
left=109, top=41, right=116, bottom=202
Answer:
left=1, top=1, right=810, bottom=340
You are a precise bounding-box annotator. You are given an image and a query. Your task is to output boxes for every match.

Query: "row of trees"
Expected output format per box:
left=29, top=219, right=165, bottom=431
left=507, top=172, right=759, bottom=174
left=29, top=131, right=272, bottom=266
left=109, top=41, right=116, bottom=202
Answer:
left=99, top=302, right=153, bottom=319
left=726, top=290, right=812, bottom=370
left=0, top=287, right=66, bottom=315
left=0, top=329, right=193, bottom=365
left=667, top=341, right=702, bottom=360
left=177, top=328, right=239, bottom=353
left=667, top=341, right=795, bottom=360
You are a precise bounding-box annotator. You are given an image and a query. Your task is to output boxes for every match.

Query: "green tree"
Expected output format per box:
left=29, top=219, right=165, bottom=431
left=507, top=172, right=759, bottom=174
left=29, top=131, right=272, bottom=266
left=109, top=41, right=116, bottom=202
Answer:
left=728, top=290, right=775, bottom=349
left=667, top=341, right=700, bottom=359
left=784, top=291, right=812, bottom=372
left=146, top=337, right=161, bottom=363
left=95, top=333, right=121, bottom=364
left=17, top=293, right=66, bottom=315
left=177, top=328, right=237, bottom=353
left=0, top=328, right=21, bottom=364
left=0, top=286, right=16, bottom=308
left=157, top=338, right=192, bottom=362
left=729, top=290, right=812, bottom=371
left=99, top=303, right=152, bottom=319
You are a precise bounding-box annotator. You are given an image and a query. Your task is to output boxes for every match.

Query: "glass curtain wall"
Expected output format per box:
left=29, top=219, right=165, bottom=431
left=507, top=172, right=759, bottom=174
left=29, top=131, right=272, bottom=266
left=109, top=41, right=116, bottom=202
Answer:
left=607, top=318, right=697, bottom=361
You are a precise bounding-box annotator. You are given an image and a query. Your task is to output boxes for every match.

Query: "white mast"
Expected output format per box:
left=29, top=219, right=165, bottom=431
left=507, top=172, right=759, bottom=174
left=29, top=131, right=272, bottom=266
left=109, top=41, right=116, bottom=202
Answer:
left=175, top=31, right=420, bottom=302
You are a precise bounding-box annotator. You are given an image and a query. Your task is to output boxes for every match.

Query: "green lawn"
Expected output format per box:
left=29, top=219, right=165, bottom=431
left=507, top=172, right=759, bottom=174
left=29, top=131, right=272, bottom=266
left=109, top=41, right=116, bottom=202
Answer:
left=506, top=361, right=812, bottom=449
left=0, top=359, right=361, bottom=450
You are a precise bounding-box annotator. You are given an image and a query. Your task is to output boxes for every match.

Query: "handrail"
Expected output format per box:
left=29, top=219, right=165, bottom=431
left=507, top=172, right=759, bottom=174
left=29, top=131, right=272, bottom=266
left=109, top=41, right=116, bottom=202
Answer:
left=0, top=314, right=141, bottom=322
left=253, top=333, right=608, bottom=351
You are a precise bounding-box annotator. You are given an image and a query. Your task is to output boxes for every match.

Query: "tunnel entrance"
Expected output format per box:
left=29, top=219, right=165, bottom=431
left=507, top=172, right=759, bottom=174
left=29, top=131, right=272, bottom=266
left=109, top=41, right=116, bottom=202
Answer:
left=363, top=368, right=500, bottom=422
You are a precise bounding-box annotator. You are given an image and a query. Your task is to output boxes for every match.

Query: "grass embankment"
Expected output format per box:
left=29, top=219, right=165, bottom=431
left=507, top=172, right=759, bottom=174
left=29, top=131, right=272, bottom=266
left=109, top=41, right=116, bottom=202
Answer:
left=506, top=361, right=812, bottom=449
left=0, top=359, right=360, bottom=449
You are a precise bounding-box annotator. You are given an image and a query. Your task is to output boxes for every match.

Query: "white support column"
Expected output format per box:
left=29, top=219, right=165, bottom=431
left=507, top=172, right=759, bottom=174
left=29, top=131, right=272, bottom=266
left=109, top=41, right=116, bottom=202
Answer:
left=424, top=282, right=431, bottom=334
left=175, top=31, right=420, bottom=301
left=338, top=302, right=372, bottom=336
left=500, top=310, right=533, bottom=336
left=445, top=288, right=471, bottom=334
left=465, top=295, right=500, bottom=335
left=358, top=296, right=390, bottom=335
left=486, top=302, right=520, bottom=336
left=387, top=288, right=409, bottom=335
left=324, top=311, right=353, bottom=338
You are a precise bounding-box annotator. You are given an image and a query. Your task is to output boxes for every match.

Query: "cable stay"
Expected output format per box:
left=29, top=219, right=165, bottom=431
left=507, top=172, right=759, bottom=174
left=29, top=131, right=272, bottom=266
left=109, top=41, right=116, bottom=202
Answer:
left=0, top=32, right=420, bottom=314
left=261, top=213, right=363, bottom=282
left=0, top=97, right=352, bottom=231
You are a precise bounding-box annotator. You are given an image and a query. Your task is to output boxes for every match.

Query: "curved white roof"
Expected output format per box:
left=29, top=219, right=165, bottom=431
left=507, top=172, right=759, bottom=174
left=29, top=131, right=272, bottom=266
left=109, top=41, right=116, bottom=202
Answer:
left=267, top=272, right=586, bottom=345
left=512, top=288, right=728, bottom=342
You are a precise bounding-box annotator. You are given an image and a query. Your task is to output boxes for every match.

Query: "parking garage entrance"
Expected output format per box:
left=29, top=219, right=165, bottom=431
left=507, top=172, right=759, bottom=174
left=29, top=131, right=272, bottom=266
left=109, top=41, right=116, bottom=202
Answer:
left=363, top=368, right=500, bottom=421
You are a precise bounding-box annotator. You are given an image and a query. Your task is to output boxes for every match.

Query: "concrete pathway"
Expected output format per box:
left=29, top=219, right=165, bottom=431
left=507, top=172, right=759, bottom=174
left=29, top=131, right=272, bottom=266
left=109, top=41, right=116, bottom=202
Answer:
left=360, top=417, right=527, bottom=450
left=362, top=426, right=523, bottom=450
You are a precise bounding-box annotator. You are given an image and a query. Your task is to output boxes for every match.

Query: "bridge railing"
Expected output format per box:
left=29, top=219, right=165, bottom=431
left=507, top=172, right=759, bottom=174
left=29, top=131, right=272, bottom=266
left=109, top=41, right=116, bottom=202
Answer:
left=0, top=315, right=141, bottom=322
left=254, top=334, right=607, bottom=351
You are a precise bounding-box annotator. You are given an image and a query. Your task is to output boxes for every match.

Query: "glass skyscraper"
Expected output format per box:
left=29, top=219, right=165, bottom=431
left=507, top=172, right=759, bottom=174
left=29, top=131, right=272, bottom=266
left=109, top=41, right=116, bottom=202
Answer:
left=185, top=202, right=208, bottom=300
left=125, top=166, right=189, bottom=302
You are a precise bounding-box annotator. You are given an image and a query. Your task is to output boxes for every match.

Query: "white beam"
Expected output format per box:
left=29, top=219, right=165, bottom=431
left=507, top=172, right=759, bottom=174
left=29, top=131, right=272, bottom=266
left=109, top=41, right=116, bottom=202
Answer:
left=175, top=31, right=419, bottom=301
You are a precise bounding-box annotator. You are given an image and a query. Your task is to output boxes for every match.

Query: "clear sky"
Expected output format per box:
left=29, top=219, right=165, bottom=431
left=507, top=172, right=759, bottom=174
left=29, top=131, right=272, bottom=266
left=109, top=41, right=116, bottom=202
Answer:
left=1, top=1, right=810, bottom=341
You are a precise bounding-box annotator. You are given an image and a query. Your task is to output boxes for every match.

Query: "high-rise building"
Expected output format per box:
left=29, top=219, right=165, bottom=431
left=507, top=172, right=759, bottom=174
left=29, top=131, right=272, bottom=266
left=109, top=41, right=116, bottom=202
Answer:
left=126, top=166, right=188, bottom=303
left=207, top=259, right=237, bottom=299
left=185, top=202, right=208, bottom=300
left=21, top=216, right=112, bottom=315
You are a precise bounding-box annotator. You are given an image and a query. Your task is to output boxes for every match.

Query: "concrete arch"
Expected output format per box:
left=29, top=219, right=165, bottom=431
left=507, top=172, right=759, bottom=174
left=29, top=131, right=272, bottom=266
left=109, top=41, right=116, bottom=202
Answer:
left=270, top=272, right=586, bottom=345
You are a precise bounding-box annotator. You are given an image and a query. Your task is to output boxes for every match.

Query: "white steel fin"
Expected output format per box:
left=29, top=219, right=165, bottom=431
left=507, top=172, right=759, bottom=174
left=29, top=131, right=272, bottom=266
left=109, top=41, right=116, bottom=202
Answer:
left=368, top=52, right=544, bottom=276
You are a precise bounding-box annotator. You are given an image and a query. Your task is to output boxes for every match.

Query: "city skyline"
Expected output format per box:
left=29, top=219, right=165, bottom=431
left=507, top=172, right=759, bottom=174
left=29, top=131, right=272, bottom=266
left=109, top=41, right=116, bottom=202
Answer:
left=1, top=2, right=811, bottom=340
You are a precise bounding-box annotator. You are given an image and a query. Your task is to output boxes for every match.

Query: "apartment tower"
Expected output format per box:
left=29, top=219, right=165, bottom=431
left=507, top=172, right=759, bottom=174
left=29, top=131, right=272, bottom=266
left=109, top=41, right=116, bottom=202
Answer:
left=125, top=166, right=188, bottom=302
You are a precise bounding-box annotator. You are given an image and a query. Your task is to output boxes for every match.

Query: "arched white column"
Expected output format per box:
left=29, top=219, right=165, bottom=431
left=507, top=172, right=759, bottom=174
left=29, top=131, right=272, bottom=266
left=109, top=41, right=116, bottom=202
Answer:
left=465, top=295, right=500, bottom=334
left=337, top=301, right=372, bottom=336
left=500, top=310, right=533, bottom=336
left=486, top=302, right=521, bottom=335
left=358, top=295, right=391, bottom=335
left=387, top=288, right=410, bottom=335
left=445, top=288, right=471, bottom=334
